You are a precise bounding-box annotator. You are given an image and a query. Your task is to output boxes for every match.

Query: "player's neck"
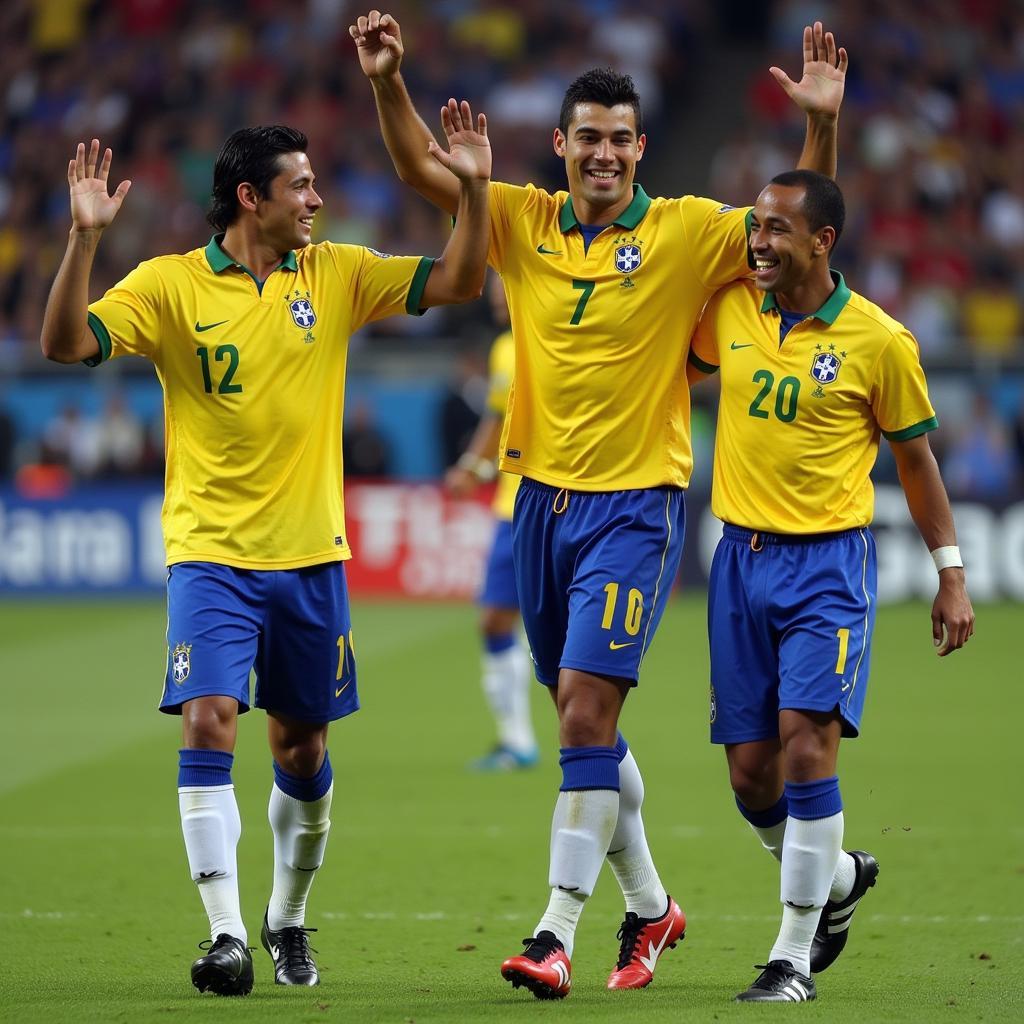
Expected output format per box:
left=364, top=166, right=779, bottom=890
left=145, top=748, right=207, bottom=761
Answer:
left=773, top=267, right=835, bottom=315
left=570, top=189, right=634, bottom=228
left=220, top=226, right=290, bottom=282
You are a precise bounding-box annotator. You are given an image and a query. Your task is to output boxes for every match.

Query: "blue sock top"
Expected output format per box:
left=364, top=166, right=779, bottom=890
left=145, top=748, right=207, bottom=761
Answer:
left=178, top=748, right=233, bottom=788
left=274, top=751, right=333, bottom=802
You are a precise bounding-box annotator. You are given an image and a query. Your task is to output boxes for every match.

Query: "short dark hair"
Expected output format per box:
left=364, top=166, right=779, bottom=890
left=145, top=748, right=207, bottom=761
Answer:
left=207, top=125, right=309, bottom=232
left=558, top=68, right=643, bottom=136
left=769, top=169, right=845, bottom=245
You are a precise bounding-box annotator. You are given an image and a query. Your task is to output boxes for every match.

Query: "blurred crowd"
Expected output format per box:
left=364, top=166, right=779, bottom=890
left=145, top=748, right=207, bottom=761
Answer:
left=1, top=0, right=1023, bottom=498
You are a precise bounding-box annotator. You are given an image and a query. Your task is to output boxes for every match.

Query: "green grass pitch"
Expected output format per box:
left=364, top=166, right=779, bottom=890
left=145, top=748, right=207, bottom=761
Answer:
left=0, top=595, right=1021, bottom=1022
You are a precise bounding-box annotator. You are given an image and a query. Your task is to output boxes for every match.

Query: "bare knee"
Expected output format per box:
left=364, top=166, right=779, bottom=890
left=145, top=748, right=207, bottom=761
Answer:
left=269, top=715, right=328, bottom=778
left=182, top=696, right=238, bottom=751
left=480, top=606, right=519, bottom=638
left=780, top=710, right=841, bottom=782
left=556, top=670, right=628, bottom=748
left=726, top=740, right=782, bottom=810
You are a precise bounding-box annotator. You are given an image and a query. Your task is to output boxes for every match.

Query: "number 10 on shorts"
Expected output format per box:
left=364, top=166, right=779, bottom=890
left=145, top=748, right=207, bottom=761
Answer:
left=601, top=582, right=644, bottom=637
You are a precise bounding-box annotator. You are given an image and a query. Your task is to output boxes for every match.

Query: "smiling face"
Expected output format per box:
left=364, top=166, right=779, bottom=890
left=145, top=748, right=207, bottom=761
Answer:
left=250, top=151, right=323, bottom=252
left=749, top=183, right=834, bottom=295
left=554, top=103, right=645, bottom=223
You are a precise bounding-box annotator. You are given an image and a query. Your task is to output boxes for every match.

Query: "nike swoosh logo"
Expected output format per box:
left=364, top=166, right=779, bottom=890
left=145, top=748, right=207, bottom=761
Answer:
left=608, top=640, right=636, bottom=651
left=335, top=681, right=351, bottom=698
left=730, top=341, right=754, bottom=350
left=195, top=319, right=229, bottom=333
left=269, top=944, right=280, bottom=961
left=637, top=926, right=672, bottom=974
left=536, top=245, right=563, bottom=255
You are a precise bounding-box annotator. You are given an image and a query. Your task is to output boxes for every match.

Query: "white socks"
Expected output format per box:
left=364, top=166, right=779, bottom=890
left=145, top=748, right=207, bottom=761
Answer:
left=482, top=641, right=535, bottom=753
left=750, top=818, right=856, bottom=901
left=536, top=788, right=619, bottom=953
left=606, top=749, right=668, bottom=919
left=267, top=782, right=333, bottom=930
left=178, top=785, right=245, bottom=943
left=771, top=811, right=845, bottom=976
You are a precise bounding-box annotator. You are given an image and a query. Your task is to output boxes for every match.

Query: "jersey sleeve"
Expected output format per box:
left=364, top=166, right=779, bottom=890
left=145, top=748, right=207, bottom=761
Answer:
left=679, top=198, right=753, bottom=290
left=335, top=244, right=434, bottom=329
left=870, top=328, right=938, bottom=440
left=487, top=181, right=530, bottom=273
left=486, top=330, right=515, bottom=416
left=688, top=288, right=724, bottom=374
left=85, top=259, right=166, bottom=365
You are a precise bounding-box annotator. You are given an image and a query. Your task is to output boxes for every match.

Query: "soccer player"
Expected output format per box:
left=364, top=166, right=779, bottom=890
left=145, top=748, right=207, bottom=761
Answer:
left=40, top=114, right=491, bottom=995
left=445, top=274, right=537, bottom=771
left=687, top=170, right=975, bottom=1002
left=350, top=11, right=845, bottom=998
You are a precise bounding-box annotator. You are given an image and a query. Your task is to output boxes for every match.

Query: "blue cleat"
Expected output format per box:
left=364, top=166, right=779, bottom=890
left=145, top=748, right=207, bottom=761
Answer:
left=470, top=745, right=539, bottom=772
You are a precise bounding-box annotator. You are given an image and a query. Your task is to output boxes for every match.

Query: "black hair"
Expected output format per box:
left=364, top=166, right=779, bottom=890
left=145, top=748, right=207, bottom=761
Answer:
left=769, top=169, right=845, bottom=245
left=206, top=125, right=309, bottom=232
left=558, top=68, right=643, bottom=136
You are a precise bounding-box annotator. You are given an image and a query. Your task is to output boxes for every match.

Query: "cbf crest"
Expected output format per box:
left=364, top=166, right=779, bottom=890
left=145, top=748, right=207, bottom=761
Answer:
left=809, top=343, right=843, bottom=398
left=285, top=290, right=317, bottom=343
left=613, top=234, right=644, bottom=290
left=171, top=642, right=192, bottom=685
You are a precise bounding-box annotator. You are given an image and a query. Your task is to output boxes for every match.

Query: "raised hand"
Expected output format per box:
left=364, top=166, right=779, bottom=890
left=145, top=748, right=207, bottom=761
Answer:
left=68, top=139, right=131, bottom=231
left=349, top=10, right=404, bottom=79
left=771, top=21, right=847, bottom=121
left=429, top=99, right=490, bottom=183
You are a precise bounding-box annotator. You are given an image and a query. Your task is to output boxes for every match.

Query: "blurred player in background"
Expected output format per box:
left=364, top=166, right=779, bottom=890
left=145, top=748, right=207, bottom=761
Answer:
left=445, top=273, right=537, bottom=771
left=688, top=170, right=975, bottom=1002
left=40, top=111, right=491, bottom=995
left=352, top=10, right=846, bottom=998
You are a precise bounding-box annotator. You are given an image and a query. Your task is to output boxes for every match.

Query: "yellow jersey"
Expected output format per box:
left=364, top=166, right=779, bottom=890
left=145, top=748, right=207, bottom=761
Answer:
left=87, top=236, right=432, bottom=568
left=486, top=328, right=520, bottom=521
left=488, top=182, right=751, bottom=490
left=689, top=271, right=937, bottom=533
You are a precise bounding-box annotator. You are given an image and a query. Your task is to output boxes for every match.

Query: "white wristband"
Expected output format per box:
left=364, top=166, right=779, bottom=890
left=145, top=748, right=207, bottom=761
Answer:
left=456, top=452, right=496, bottom=482
left=931, top=546, right=963, bottom=572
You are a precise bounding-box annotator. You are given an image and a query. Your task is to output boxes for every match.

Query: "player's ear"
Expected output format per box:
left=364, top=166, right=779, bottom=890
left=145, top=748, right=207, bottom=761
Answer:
left=237, top=181, right=259, bottom=214
left=815, top=225, right=836, bottom=256
left=636, top=133, right=646, bottom=162
left=553, top=129, right=566, bottom=159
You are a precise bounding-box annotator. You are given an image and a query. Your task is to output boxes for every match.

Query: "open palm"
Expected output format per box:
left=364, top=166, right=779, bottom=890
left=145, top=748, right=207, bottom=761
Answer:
left=69, top=139, right=131, bottom=230
left=430, top=100, right=491, bottom=183
left=771, top=21, right=847, bottom=120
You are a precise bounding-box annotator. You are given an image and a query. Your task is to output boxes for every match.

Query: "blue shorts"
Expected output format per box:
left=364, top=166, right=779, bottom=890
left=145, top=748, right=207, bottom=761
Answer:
left=708, top=525, right=876, bottom=744
left=161, top=561, right=359, bottom=723
left=479, top=518, right=519, bottom=609
left=512, top=478, right=685, bottom=686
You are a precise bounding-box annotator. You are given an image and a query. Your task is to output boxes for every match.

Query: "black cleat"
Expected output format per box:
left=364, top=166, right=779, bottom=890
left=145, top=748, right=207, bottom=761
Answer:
left=810, top=849, right=879, bottom=974
left=261, top=910, right=320, bottom=986
left=735, top=960, right=816, bottom=1002
left=190, top=933, right=254, bottom=996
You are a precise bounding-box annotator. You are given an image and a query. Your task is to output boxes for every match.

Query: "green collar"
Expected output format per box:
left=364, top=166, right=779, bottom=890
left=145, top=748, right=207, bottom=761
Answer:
left=204, top=235, right=298, bottom=274
left=760, top=269, right=851, bottom=324
left=559, top=184, right=651, bottom=233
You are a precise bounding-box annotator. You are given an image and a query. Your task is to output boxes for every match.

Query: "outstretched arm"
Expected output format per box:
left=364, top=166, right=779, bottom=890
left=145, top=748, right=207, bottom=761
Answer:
left=772, top=21, right=847, bottom=178
left=889, top=434, right=975, bottom=656
left=420, top=100, right=490, bottom=307
left=350, top=11, right=462, bottom=216
left=41, top=139, right=132, bottom=363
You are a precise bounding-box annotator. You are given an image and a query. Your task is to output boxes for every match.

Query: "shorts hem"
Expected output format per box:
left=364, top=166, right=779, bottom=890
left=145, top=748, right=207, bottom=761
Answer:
left=558, top=658, right=639, bottom=686
left=159, top=691, right=250, bottom=716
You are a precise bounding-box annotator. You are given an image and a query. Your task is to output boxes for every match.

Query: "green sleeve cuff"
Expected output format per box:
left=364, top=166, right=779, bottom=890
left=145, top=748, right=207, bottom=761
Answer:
left=405, top=257, right=435, bottom=315
left=883, top=416, right=938, bottom=442
left=83, top=312, right=112, bottom=366
left=688, top=350, right=719, bottom=375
